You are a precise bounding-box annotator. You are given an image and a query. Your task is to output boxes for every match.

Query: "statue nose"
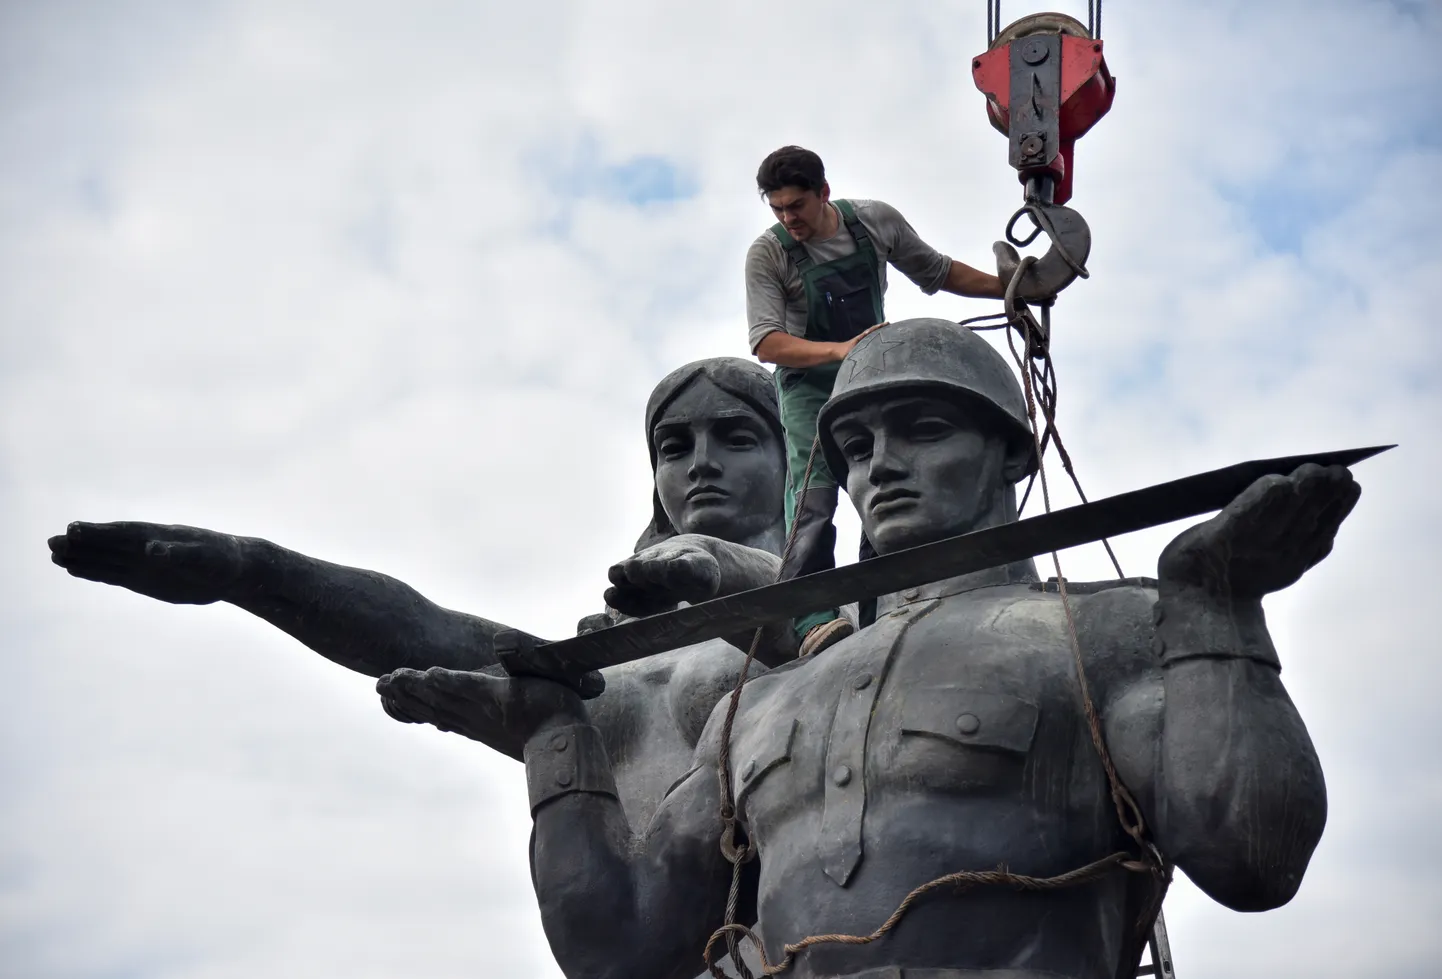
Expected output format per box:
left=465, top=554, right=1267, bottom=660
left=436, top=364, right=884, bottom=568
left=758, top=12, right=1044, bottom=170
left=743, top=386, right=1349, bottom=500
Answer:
left=687, top=433, right=723, bottom=479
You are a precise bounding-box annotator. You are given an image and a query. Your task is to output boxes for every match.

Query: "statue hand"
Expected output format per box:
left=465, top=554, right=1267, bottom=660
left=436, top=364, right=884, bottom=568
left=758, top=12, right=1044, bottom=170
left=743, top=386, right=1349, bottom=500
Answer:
left=377, top=666, right=585, bottom=748
left=1159, top=464, right=1361, bottom=601
left=48, top=521, right=245, bottom=605
left=605, top=534, right=723, bottom=618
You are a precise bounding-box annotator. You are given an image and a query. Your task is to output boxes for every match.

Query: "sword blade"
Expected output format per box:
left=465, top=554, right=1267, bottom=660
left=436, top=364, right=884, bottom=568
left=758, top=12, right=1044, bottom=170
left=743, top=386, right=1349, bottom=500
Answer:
left=506, top=445, right=1391, bottom=685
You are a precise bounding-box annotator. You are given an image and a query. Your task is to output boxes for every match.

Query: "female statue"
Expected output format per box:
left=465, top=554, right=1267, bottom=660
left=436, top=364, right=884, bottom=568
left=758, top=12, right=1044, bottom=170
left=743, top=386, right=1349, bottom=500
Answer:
left=49, top=357, right=797, bottom=829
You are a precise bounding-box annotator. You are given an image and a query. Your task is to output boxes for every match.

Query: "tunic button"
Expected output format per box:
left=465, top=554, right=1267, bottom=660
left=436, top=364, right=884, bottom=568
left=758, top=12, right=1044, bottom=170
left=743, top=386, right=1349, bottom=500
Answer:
left=902, top=588, right=921, bottom=601
left=852, top=673, right=873, bottom=691
left=549, top=733, right=570, bottom=752
left=956, top=713, right=981, bottom=735
left=742, top=760, right=756, bottom=780
left=832, top=765, right=853, bottom=787
left=556, top=772, right=573, bottom=787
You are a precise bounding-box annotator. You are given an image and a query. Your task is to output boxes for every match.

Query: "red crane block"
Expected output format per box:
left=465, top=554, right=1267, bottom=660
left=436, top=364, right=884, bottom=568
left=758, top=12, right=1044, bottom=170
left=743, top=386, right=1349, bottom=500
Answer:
left=973, top=31, right=1116, bottom=205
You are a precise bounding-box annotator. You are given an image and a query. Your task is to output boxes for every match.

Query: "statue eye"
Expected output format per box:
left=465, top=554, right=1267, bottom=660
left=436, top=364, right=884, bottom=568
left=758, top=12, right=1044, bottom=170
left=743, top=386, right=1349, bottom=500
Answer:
left=657, top=437, right=691, bottom=459
left=909, top=416, right=956, bottom=440
left=841, top=435, right=872, bottom=461
left=727, top=430, right=760, bottom=449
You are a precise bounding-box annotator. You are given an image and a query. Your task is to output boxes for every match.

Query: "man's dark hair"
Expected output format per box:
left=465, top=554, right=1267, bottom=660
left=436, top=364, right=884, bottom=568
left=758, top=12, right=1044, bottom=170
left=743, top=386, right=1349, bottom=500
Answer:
left=756, top=146, right=826, bottom=196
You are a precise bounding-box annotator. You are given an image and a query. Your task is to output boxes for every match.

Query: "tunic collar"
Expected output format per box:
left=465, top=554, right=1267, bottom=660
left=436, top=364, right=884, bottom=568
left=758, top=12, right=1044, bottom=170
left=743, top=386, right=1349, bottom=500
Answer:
left=874, top=558, right=1039, bottom=617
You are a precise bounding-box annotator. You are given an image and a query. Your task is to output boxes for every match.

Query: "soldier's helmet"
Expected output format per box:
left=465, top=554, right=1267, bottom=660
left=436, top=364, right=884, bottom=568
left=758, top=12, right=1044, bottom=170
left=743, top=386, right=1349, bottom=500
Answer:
left=816, top=317, right=1038, bottom=484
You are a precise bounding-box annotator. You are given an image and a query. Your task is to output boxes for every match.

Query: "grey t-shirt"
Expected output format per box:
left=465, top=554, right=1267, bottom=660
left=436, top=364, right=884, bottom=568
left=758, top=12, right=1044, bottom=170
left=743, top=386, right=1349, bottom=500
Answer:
left=745, top=198, right=953, bottom=352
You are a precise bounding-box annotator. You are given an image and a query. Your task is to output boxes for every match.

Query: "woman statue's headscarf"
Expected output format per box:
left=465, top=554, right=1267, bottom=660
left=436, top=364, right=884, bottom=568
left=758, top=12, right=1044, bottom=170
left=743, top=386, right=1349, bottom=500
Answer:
left=634, top=358, right=784, bottom=553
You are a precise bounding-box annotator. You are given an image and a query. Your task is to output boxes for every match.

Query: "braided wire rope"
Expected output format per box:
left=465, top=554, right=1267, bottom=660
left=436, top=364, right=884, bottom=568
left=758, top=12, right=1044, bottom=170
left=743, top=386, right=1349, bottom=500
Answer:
left=707, top=433, right=826, bottom=979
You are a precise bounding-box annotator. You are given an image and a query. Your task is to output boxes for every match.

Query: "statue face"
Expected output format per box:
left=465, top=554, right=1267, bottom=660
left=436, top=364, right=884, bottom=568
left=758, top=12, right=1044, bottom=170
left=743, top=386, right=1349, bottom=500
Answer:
left=828, top=394, right=1012, bottom=554
left=652, top=378, right=785, bottom=543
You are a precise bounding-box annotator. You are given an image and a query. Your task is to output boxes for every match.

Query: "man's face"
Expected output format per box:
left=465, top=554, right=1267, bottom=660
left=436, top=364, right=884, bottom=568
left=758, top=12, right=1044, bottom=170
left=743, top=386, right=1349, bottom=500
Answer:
left=828, top=394, right=1013, bottom=554
left=765, top=184, right=831, bottom=242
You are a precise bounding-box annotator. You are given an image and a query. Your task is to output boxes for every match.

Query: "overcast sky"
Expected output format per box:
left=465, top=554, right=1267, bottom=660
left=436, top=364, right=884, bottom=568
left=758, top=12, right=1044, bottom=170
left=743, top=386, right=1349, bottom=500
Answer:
left=1, top=1, right=1438, bottom=977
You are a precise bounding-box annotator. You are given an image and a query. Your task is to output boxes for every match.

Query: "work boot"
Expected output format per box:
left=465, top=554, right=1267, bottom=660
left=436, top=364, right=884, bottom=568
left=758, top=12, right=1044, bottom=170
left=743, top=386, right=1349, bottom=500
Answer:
left=799, top=617, right=855, bottom=658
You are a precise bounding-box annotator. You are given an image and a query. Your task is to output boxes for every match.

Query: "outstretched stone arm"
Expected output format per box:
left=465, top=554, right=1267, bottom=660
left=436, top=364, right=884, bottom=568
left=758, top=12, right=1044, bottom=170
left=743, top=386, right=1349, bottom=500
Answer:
left=378, top=667, right=739, bottom=979
left=1106, top=464, right=1356, bottom=911
left=49, top=521, right=508, bottom=677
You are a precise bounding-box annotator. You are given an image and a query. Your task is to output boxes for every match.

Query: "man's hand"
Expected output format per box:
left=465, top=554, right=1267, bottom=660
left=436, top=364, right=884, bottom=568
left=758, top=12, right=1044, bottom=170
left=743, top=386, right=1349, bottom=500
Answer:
left=846, top=320, right=888, bottom=351
left=1160, top=463, right=1361, bottom=601
left=605, top=534, right=724, bottom=617
left=48, top=521, right=245, bottom=605
left=378, top=666, right=585, bottom=748
left=754, top=322, right=889, bottom=368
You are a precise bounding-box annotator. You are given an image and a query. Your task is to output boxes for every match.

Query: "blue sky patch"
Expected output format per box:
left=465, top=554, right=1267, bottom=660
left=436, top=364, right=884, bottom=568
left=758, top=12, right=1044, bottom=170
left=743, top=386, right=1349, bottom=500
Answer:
left=597, top=154, right=697, bottom=206
left=539, top=132, right=699, bottom=211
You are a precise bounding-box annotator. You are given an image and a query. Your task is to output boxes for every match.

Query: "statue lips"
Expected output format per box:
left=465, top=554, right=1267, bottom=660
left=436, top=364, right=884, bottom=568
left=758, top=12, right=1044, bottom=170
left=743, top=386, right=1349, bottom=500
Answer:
left=869, top=487, right=921, bottom=519
left=686, top=484, right=730, bottom=506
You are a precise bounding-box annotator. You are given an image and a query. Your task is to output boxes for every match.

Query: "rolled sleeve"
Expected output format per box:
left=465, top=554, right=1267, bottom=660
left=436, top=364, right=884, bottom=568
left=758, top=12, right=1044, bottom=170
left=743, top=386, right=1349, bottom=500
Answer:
left=864, top=200, right=952, bottom=295
left=745, top=235, right=790, bottom=353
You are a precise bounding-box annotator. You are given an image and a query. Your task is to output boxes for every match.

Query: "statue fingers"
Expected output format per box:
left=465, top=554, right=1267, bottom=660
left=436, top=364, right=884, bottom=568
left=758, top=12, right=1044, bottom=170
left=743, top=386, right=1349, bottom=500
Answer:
left=62, top=521, right=165, bottom=557
left=416, top=667, right=524, bottom=723
left=377, top=669, right=447, bottom=725
left=49, top=534, right=145, bottom=582
left=47, top=534, right=72, bottom=563
left=1316, top=473, right=1362, bottom=535
left=618, top=555, right=665, bottom=587
left=607, top=558, right=635, bottom=588
left=57, top=560, right=139, bottom=588
left=604, top=583, right=674, bottom=618
left=1295, top=467, right=1362, bottom=570
left=1222, top=474, right=1297, bottom=545
left=418, top=665, right=494, bottom=695
left=405, top=699, right=477, bottom=736
left=671, top=550, right=721, bottom=586
left=380, top=693, right=427, bottom=725
left=627, top=549, right=720, bottom=600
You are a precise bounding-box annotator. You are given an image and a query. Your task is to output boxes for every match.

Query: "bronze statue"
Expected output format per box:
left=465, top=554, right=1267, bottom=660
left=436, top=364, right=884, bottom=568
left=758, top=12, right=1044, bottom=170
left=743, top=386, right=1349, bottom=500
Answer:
left=379, top=319, right=1355, bottom=979
left=48, top=357, right=797, bottom=836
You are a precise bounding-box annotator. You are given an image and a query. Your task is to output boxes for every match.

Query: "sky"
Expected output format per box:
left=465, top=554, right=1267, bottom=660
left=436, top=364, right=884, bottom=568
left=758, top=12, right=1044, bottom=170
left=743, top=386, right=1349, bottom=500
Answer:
left=1, top=1, right=1438, bottom=977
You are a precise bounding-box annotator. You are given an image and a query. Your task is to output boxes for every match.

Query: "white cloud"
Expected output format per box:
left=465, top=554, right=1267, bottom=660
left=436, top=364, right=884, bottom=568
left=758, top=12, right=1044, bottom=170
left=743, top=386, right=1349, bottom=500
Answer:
left=2, top=1, right=1438, bottom=977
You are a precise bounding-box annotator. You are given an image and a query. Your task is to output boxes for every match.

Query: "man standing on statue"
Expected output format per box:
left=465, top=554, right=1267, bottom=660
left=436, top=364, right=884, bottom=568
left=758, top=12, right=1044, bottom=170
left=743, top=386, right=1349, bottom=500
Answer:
left=746, top=145, right=1010, bottom=655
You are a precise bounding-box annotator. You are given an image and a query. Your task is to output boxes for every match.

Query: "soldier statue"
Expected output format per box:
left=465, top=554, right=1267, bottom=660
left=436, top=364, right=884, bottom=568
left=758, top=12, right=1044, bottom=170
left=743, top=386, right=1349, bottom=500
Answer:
left=379, top=318, right=1354, bottom=979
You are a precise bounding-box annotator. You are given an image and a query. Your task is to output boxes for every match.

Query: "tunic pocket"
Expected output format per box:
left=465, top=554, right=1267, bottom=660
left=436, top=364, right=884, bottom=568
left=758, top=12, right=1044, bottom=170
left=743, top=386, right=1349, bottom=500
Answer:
left=895, top=688, right=1039, bottom=793
left=900, top=689, right=1040, bottom=755
left=736, top=716, right=798, bottom=808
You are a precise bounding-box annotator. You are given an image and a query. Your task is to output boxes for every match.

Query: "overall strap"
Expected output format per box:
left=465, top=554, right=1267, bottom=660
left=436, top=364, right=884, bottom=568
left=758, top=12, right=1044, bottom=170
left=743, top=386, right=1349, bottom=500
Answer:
left=835, top=199, right=880, bottom=269
left=771, top=222, right=815, bottom=274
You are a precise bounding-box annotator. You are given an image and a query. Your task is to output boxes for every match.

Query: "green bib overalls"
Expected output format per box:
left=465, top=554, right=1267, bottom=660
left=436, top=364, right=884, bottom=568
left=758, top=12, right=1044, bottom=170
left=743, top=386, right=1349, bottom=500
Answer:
left=771, top=200, right=885, bottom=636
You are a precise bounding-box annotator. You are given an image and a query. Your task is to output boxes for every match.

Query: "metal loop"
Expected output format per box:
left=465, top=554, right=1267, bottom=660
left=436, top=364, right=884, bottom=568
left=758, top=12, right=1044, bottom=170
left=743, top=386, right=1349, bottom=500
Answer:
left=1005, top=205, right=1045, bottom=248
left=720, top=820, right=756, bottom=865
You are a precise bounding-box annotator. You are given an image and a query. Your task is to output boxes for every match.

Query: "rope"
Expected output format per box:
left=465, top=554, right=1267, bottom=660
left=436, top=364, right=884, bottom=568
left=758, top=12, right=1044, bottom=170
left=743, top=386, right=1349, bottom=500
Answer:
left=708, top=432, right=826, bottom=979
left=999, top=262, right=1124, bottom=578
left=1010, top=291, right=1150, bottom=855
left=704, top=851, right=1145, bottom=976
left=1009, top=270, right=1172, bottom=971
left=701, top=266, right=1166, bottom=974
